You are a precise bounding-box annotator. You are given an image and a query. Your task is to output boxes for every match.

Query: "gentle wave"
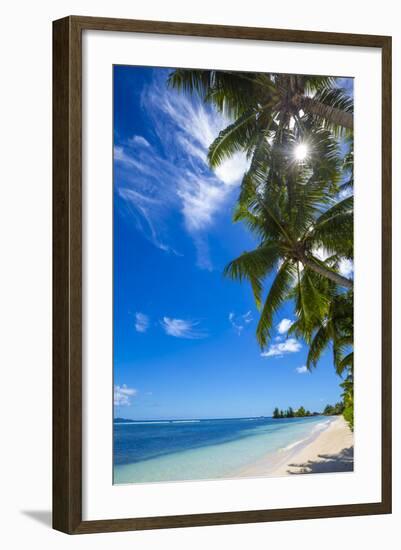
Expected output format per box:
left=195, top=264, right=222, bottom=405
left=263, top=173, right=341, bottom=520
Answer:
left=281, top=437, right=308, bottom=451
left=311, top=420, right=331, bottom=432
left=280, top=420, right=331, bottom=451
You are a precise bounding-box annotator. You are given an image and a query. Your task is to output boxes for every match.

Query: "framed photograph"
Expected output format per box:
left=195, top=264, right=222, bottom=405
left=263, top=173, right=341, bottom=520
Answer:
left=53, top=16, right=392, bottom=534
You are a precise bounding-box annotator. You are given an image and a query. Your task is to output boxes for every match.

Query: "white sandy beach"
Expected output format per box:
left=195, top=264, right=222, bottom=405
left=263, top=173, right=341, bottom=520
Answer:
left=235, top=417, right=353, bottom=478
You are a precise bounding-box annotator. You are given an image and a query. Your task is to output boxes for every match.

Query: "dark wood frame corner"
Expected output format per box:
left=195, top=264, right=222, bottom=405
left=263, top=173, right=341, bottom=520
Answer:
left=52, top=15, right=392, bottom=534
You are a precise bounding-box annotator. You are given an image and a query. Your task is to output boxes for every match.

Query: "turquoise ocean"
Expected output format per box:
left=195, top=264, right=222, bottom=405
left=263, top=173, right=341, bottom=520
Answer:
left=114, top=415, right=335, bottom=484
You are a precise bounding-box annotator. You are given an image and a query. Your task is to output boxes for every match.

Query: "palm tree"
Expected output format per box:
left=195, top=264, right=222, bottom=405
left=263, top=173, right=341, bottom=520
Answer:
left=341, top=375, right=354, bottom=429
left=224, top=128, right=353, bottom=347
left=170, top=68, right=353, bottom=289
left=289, top=276, right=353, bottom=374
left=170, top=68, right=354, bottom=426
left=168, top=70, right=353, bottom=171
left=272, top=407, right=281, bottom=419
left=289, top=270, right=354, bottom=428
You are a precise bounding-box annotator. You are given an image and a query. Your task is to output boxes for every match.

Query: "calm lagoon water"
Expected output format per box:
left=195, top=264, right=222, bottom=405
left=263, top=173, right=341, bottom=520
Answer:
left=113, top=416, right=334, bottom=484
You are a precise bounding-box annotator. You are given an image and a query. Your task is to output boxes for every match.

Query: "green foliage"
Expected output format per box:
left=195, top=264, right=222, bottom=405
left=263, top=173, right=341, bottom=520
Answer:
left=340, top=376, right=354, bottom=430
left=272, top=407, right=281, bottom=419
left=208, top=107, right=273, bottom=168
left=224, top=241, right=280, bottom=309
left=323, top=402, right=344, bottom=416
left=256, top=260, right=296, bottom=347
left=272, top=406, right=311, bottom=418
left=286, top=407, right=295, bottom=418
left=168, top=70, right=353, bottom=136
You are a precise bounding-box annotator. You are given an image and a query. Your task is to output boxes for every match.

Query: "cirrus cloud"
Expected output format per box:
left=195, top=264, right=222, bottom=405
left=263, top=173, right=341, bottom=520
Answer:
left=115, top=69, right=249, bottom=270
left=161, top=317, right=207, bottom=339
left=128, top=134, right=151, bottom=148
left=229, top=311, right=253, bottom=335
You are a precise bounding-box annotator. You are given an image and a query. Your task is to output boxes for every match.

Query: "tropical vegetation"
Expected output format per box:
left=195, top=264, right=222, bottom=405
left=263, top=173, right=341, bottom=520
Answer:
left=272, top=406, right=316, bottom=419
left=322, top=402, right=345, bottom=416
left=169, top=69, right=354, bottom=430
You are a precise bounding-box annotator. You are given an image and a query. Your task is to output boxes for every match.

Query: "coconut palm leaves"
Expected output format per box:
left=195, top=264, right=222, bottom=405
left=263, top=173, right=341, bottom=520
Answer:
left=170, top=68, right=354, bottom=348
left=168, top=69, right=265, bottom=118
left=225, top=128, right=353, bottom=342
left=299, top=87, right=354, bottom=134
left=255, top=260, right=297, bottom=347
left=290, top=280, right=353, bottom=374
left=168, top=70, right=353, bottom=142
left=226, top=244, right=352, bottom=351
left=312, top=196, right=353, bottom=258
left=207, top=106, right=276, bottom=167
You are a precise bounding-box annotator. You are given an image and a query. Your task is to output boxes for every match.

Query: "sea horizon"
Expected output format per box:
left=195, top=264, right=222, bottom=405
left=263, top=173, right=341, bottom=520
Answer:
left=114, top=413, right=324, bottom=422
left=114, top=415, right=273, bottom=423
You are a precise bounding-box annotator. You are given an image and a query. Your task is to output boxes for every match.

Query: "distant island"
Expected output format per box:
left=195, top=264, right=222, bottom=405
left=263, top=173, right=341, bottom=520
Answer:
left=114, top=417, right=134, bottom=423
left=272, top=402, right=344, bottom=419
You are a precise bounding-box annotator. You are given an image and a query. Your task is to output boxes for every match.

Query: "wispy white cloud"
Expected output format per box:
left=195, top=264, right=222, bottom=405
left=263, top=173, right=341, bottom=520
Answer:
left=243, top=311, right=253, bottom=324
left=229, top=311, right=253, bottom=335
left=115, top=70, right=249, bottom=269
left=261, top=338, right=302, bottom=358
left=277, top=318, right=294, bottom=334
left=295, top=365, right=309, bottom=374
left=177, top=173, right=226, bottom=232
left=176, top=134, right=207, bottom=163
left=128, top=135, right=151, bottom=148
left=191, top=234, right=213, bottom=271
left=114, top=384, right=138, bottom=406
left=155, top=91, right=248, bottom=230
left=214, top=154, right=249, bottom=185
left=117, top=188, right=173, bottom=253
left=135, top=312, right=150, bottom=333
left=161, top=317, right=207, bottom=339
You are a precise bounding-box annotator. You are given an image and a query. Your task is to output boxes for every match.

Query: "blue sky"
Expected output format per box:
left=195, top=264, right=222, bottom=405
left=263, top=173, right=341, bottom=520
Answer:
left=113, top=65, right=349, bottom=420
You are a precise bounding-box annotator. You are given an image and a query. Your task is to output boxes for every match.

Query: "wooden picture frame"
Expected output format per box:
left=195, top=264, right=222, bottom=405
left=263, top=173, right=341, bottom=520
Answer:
left=53, top=15, right=392, bottom=534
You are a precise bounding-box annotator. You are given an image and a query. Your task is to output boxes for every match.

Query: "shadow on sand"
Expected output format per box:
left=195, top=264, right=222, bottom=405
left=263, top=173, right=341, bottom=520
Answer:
left=287, top=446, right=354, bottom=474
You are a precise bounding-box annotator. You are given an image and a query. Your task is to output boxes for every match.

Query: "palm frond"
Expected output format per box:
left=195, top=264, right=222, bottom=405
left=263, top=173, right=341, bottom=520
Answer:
left=256, top=260, right=296, bottom=347
left=298, top=272, right=330, bottom=334
left=208, top=109, right=259, bottom=167
left=303, top=76, right=338, bottom=95
left=307, top=323, right=331, bottom=369
left=168, top=69, right=265, bottom=117
left=312, top=212, right=353, bottom=257
left=315, top=195, right=353, bottom=225
left=302, top=87, right=354, bottom=136
left=224, top=241, right=280, bottom=308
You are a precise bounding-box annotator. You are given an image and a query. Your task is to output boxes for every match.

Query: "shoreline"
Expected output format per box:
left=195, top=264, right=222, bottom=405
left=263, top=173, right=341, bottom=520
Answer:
left=114, top=416, right=353, bottom=484
left=233, top=416, right=353, bottom=478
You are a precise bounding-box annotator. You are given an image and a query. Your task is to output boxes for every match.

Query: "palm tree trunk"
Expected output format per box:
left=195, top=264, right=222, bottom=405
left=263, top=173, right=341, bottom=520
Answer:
left=296, top=96, right=353, bottom=130
left=301, top=255, right=353, bottom=289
